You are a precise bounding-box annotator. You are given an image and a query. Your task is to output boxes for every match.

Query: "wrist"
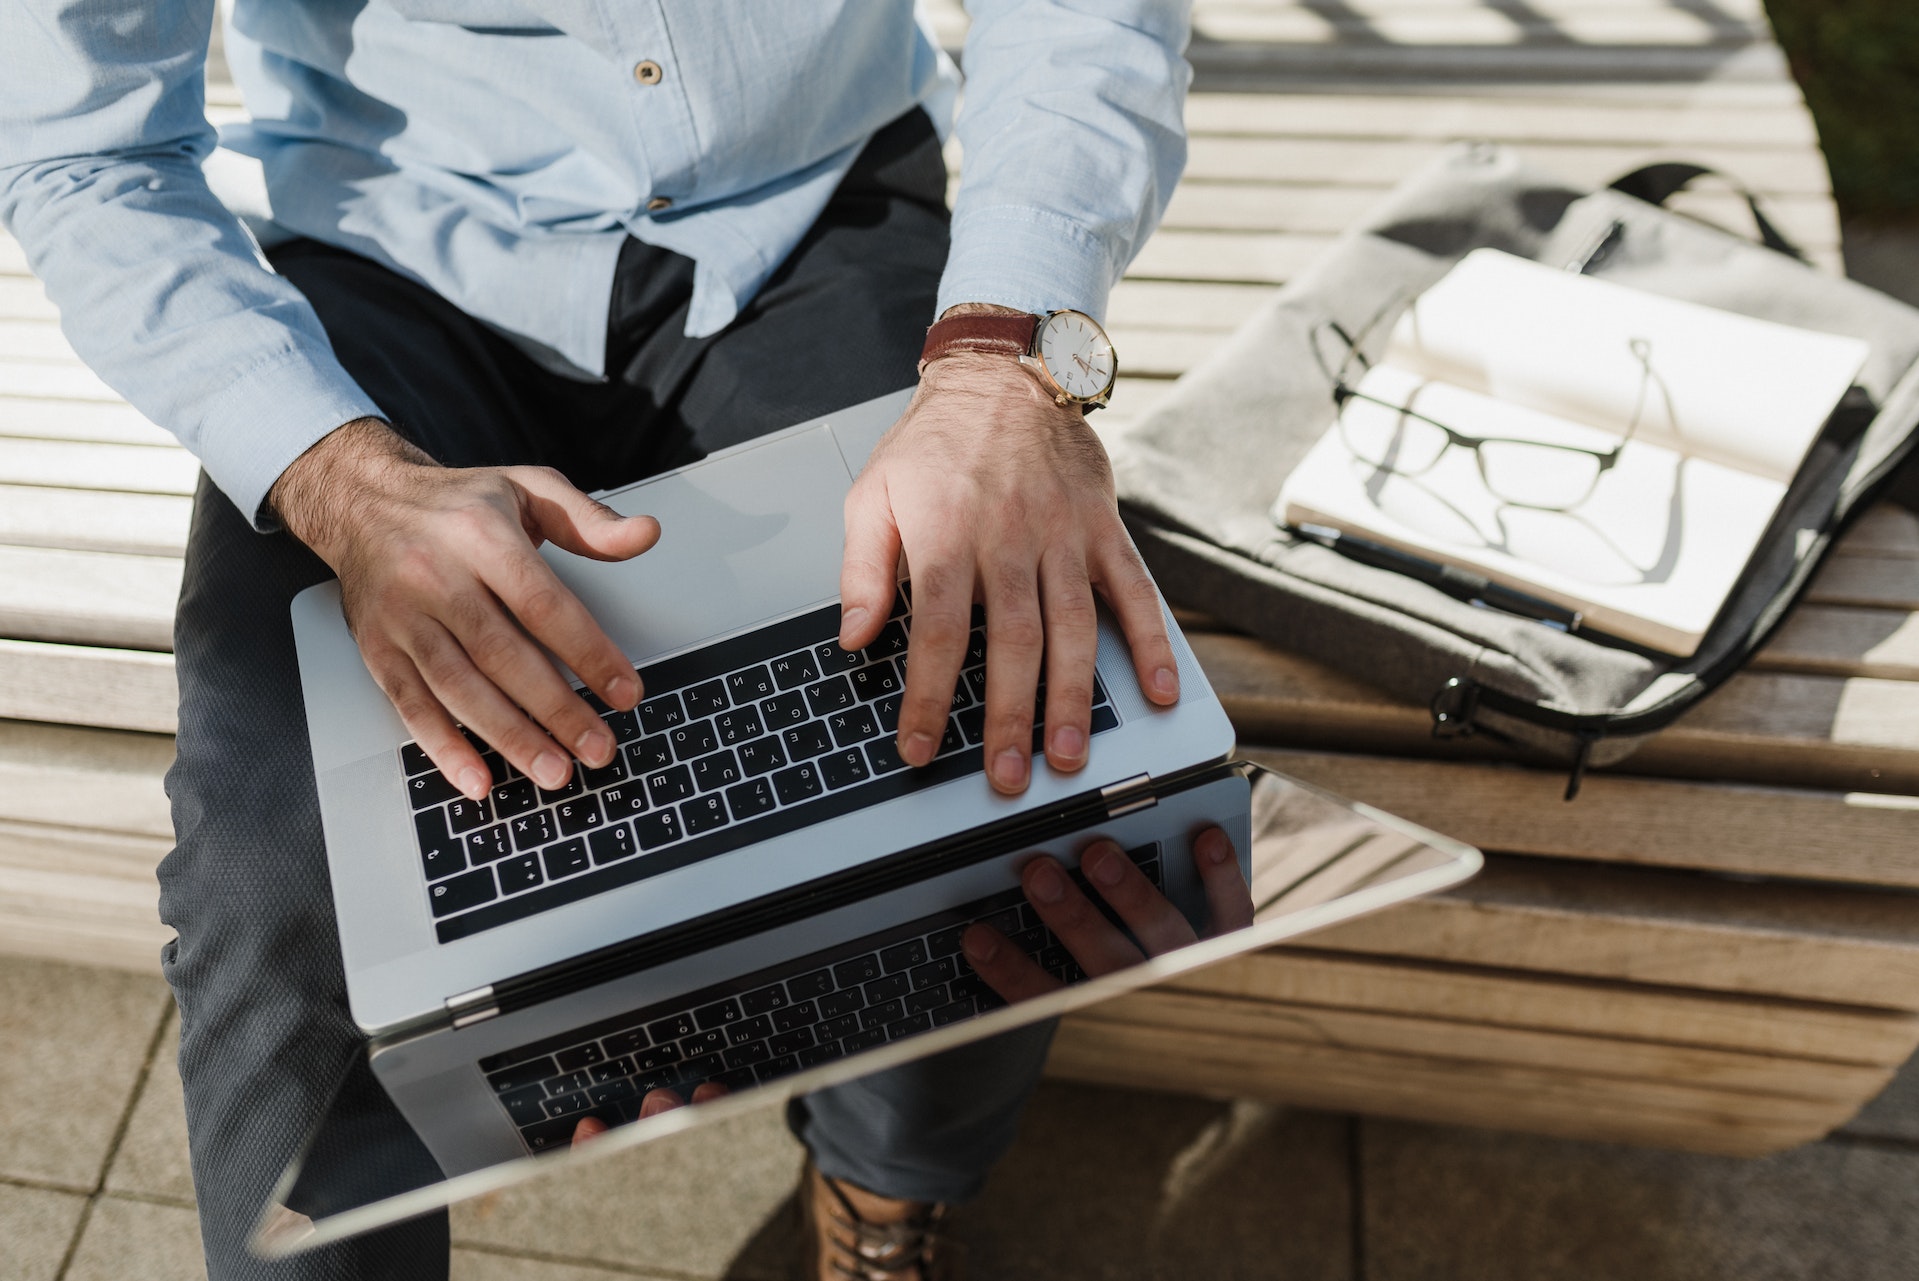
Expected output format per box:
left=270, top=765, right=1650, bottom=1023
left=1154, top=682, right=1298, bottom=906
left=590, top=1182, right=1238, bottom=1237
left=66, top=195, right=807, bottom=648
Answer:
left=268, top=417, right=432, bottom=556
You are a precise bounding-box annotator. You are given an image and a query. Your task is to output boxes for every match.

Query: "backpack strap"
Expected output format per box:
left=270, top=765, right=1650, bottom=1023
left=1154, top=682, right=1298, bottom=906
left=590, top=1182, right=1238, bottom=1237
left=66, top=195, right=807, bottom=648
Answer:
left=1609, top=161, right=1809, bottom=262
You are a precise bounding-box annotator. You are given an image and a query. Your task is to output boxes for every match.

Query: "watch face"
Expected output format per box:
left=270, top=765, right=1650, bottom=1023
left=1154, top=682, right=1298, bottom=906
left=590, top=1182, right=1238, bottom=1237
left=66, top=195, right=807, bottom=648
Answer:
left=1037, top=310, right=1116, bottom=401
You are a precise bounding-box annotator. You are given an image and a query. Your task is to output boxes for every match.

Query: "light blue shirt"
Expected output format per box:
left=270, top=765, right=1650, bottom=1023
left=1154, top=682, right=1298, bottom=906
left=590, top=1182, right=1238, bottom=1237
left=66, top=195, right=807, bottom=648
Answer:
left=0, top=1, right=1190, bottom=527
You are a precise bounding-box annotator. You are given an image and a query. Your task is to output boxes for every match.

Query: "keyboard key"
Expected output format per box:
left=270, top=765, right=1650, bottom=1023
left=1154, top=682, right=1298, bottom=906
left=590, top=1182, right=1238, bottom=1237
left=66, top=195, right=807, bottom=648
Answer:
left=759, top=690, right=808, bottom=730
left=726, top=777, right=777, bottom=820
left=681, top=1052, right=724, bottom=1081
left=581, top=758, right=626, bottom=791
left=714, top=707, right=764, bottom=746
left=419, top=839, right=464, bottom=882
left=634, top=809, right=681, bottom=849
left=966, top=628, right=987, bottom=666
left=726, top=1015, right=774, bottom=1048
left=683, top=680, right=730, bottom=718
left=788, top=969, right=834, bottom=1000
left=681, top=793, right=728, bottom=835
left=415, top=808, right=461, bottom=873
left=695, top=997, right=744, bottom=1030
left=820, top=748, right=870, bottom=790
left=669, top=720, right=719, bottom=761
left=638, top=693, right=687, bottom=736
left=644, top=765, right=695, bottom=806
left=556, top=1041, right=604, bottom=1071
left=520, top=1119, right=578, bottom=1153
left=691, top=749, right=742, bottom=792
left=910, top=957, right=958, bottom=990
left=814, top=640, right=864, bottom=674
left=536, top=774, right=583, bottom=805
left=772, top=762, right=823, bottom=805
left=737, top=737, right=787, bottom=777
left=865, top=973, right=910, bottom=1003
left=509, top=808, right=556, bottom=853
left=600, top=783, right=649, bottom=821
left=771, top=651, right=819, bottom=690
left=828, top=707, right=879, bottom=748
left=930, top=999, right=975, bottom=1027
left=463, top=823, right=512, bottom=865
left=1091, top=704, right=1120, bottom=735
left=865, top=738, right=909, bottom=775
left=588, top=823, right=637, bottom=865
left=555, top=795, right=604, bottom=836
left=820, top=987, right=864, bottom=1018
left=626, top=735, right=672, bottom=773
left=682, top=1029, right=728, bottom=1055
left=755, top=1054, right=801, bottom=1083
left=407, top=770, right=461, bottom=810
left=867, top=621, right=910, bottom=660
left=771, top=1000, right=816, bottom=1033
left=727, top=665, right=777, bottom=704
left=497, top=854, right=543, bottom=893
left=543, top=838, right=590, bottom=879
left=850, top=662, right=900, bottom=702
left=904, top=986, right=948, bottom=1016
left=647, top=1012, right=696, bottom=1042
left=429, top=867, right=496, bottom=917
left=740, top=983, right=790, bottom=1016
left=602, top=1028, right=648, bottom=1056
left=833, top=955, right=882, bottom=987
left=498, top=1084, right=549, bottom=1126
left=491, top=776, right=539, bottom=818
left=956, top=706, right=985, bottom=746
left=843, top=1025, right=888, bottom=1052
left=798, top=1041, right=844, bottom=1067
left=804, top=675, right=856, bottom=717
left=781, top=723, right=833, bottom=761
left=486, top=1057, right=557, bottom=1094
left=588, top=1078, right=636, bottom=1108
left=936, top=719, right=965, bottom=757
left=723, top=1041, right=772, bottom=1070
left=885, top=1012, right=933, bottom=1040
left=635, top=1043, right=682, bottom=1072
left=818, top=1013, right=860, bottom=1043
left=769, top=1027, right=815, bottom=1056
left=400, top=742, right=435, bottom=777
left=603, top=708, right=642, bottom=744
left=543, top=1091, right=589, bottom=1120
left=927, top=926, right=966, bottom=958
left=880, top=940, right=928, bottom=972
left=444, top=795, right=492, bottom=834
left=874, top=694, right=902, bottom=734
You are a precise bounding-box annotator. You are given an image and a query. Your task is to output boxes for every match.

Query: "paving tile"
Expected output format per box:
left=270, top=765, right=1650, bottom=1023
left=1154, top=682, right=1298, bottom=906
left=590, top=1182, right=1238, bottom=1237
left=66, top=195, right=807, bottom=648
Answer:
left=64, top=1195, right=207, bottom=1281
left=103, top=1009, right=195, bottom=1204
left=0, top=1181, right=88, bottom=1281
left=964, top=1082, right=1352, bottom=1281
left=0, top=957, right=171, bottom=1190
left=450, top=1247, right=676, bottom=1280
left=1841, top=1048, right=1919, bottom=1144
left=1364, top=1120, right=1919, bottom=1281
left=449, top=1099, right=805, bottom=1281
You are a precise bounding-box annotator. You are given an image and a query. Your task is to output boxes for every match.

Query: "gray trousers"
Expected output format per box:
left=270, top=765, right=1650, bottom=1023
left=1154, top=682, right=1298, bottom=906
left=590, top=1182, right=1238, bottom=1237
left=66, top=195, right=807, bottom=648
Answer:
left=157, top=111, right=1054, bottom=1280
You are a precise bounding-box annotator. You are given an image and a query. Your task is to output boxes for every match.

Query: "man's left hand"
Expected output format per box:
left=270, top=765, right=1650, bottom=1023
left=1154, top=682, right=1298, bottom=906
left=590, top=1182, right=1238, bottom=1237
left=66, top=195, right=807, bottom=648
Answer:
left=838, top=337, right=1180, bottom=795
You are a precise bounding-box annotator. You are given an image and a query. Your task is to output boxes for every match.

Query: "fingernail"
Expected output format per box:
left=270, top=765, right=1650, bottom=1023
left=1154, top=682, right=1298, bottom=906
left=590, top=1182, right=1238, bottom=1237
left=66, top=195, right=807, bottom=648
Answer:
left=1199, top=827, right=1231, bottom=865
left=840, top=606, right=869, bottom=641
left=575, top=729, right=612, bottom=766
left=906, top=731, right=937, bottom=766
left=993, top=749, right=1027, bottom=790
left=1087, top=844, right=1126, bottom=886
left=1153, top=666, right=1180, bottom=700
left=533, top=751, right=570, bottom=790
left=1029, top=860, right=1066, bottom=904
left=457, top=766, right=490, bottom=800
left=962, top=926, right=1000, bottom=963
left=1052, top=726, right=1085, bottom=762
left=608, top=674, right=638, bottom=707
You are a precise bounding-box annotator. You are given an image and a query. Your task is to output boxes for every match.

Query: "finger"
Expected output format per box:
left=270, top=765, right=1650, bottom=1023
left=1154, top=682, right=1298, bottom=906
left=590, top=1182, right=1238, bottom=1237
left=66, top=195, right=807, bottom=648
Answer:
left=688, top=1082, right=729, bottom=1104
left=510, top=465, right=662, bottom=564
left=981, top=555, right=1044, bottom=794
left=895, top=546, right=972, bottom=767
left=1092, top=532, right=1180, bottom=706
left=570, top=1115, right=609, bottom=1147
left=1193, top=826, right=1255, bottom=936
left=638, top=1087, right=688, bottom=1118
left=364, top=644, right=493, bottom=801
left=840, top=479, right=903, bottom=651
left=960, top=923, right=1061, bottom=1003
left=1021, top=854, right=1147, bottom=976
left=480, top=547, right=640, bottom=728
left=1080, top=840, right=1198, bottom=958
left=440, top=589, right=619, bottom=770
left=1038, top=548, right=1098, bottom=774
left=402, top=617, right=576, bottom=790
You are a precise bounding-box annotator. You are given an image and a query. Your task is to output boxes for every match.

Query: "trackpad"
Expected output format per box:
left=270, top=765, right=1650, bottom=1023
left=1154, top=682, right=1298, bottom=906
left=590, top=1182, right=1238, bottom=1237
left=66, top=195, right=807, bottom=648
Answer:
left=543, top=427, right=853, bottom=667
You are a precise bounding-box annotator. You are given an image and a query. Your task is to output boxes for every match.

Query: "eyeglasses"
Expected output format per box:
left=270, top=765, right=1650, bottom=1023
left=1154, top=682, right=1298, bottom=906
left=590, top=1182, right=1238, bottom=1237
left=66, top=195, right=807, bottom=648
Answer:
left=1309, top=316, right=1655, bottom=512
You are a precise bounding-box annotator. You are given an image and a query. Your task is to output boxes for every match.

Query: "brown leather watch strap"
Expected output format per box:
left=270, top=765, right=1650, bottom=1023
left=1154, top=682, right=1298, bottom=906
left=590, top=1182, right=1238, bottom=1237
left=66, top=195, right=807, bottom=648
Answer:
left=917, top=313, right=1039, bottom=375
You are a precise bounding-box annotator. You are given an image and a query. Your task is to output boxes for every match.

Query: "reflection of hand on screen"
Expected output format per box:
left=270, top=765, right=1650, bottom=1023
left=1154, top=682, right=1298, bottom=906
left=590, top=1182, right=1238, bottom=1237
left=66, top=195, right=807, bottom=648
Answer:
left=963, top=827, right=1252, bottom=1002
left=571, top=1080, right=729, bottom=1147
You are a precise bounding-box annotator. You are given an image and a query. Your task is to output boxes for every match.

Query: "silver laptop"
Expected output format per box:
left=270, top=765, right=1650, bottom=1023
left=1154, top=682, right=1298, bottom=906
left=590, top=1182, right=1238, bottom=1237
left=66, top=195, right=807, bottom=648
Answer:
left=269, top=389, right=1480, bottom=1254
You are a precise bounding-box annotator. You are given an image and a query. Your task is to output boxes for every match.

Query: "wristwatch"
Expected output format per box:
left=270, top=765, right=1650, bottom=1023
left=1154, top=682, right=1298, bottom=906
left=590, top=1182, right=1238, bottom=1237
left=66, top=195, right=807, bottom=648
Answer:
left=918, top=309, right=1118, bottom=410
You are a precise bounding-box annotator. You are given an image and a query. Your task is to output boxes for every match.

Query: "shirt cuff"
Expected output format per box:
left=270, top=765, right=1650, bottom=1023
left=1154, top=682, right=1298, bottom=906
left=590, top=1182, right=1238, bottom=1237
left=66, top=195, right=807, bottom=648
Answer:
left=191, top=351, right=386, bottom=532
left=935, top=204, right=1120, bottom=324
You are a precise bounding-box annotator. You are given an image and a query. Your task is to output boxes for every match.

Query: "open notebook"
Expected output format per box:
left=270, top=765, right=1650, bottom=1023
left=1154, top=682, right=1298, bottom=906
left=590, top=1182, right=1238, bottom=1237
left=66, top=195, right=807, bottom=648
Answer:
left=1275, top=249, right=1870, bottom=655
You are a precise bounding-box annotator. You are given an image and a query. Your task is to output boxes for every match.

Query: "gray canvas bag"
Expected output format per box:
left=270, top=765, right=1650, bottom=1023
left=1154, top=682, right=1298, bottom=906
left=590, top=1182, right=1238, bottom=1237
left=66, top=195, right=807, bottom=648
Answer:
left=1110, top=142, right=1919, bottom=795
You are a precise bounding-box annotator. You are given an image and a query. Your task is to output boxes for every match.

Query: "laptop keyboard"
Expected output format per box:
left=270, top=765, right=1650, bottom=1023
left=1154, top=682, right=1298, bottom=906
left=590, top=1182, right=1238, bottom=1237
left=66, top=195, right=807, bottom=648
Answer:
left=479, top=844, right=1162, bottom=1154
left=404, top=588, right=1122, bottom=942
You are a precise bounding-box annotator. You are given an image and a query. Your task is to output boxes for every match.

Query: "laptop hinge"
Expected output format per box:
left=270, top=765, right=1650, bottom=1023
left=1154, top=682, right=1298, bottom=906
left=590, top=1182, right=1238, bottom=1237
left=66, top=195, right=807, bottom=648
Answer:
left=445, top=984, right=499, bottom=1030
left=1101, top=773, right=1157, bottom=819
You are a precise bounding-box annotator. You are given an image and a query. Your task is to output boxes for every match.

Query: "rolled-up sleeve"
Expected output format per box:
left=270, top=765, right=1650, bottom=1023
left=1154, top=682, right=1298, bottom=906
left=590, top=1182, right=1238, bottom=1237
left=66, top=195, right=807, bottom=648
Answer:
left=0, top=0, right=382, bottom=529
left=936, top=0, right=1191, bottom=324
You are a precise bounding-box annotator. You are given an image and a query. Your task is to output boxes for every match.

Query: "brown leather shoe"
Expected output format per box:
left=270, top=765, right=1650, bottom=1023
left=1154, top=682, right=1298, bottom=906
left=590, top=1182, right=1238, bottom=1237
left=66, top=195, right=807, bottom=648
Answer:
left=798, top=1159, right=959, bottom=1281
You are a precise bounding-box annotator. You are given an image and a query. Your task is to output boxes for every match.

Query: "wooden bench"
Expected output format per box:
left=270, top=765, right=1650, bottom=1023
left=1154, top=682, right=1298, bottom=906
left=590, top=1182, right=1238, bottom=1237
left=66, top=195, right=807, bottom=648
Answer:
left=4, top=0, right=1916, bottom=1159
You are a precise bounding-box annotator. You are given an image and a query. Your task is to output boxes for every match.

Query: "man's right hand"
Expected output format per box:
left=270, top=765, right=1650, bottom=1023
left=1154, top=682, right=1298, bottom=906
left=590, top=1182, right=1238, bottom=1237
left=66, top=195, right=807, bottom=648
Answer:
left=269, top=418, right=662, bottom=801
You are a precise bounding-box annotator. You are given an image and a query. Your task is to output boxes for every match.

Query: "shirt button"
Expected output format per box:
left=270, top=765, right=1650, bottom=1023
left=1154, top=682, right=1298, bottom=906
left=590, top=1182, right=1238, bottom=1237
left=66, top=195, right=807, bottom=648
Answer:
left=646, top=196, right=673, bottom=212
left=632, top=60, right=663, bottom=86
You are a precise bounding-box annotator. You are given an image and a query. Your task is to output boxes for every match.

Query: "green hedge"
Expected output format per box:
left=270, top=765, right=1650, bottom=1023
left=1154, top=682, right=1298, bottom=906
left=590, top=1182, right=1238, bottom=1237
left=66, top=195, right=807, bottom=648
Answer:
left=1766, top=0, right=1919, bottom=224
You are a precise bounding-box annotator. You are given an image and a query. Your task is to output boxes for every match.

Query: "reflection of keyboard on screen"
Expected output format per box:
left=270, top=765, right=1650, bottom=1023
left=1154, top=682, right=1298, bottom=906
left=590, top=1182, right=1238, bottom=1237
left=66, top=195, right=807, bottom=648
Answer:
left=403, top=588, right=1122, bottom=942
left=479, top=844, right=1162, bottom=1154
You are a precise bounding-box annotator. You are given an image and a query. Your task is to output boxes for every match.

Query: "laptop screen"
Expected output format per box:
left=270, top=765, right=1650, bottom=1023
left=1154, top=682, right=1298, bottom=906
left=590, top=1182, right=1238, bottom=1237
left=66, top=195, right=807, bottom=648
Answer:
left=250, top=762, right=1478, bottom=1255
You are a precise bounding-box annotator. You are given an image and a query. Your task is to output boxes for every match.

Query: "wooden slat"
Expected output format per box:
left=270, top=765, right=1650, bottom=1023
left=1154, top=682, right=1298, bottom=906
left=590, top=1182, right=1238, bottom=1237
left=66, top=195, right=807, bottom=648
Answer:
left=0, top=397, right=174, bottom=447
left=1047, top=1018, right=1851, bottom=1158
left=0, top=485, right=191, bottom=557
left=0, top=318, right=75, bottom=362
left=0, top=437, right=198, bottom=495
left=1838, top=505, right=1919, bottom=558
left=1805, top=554, right=1919, bottom=612
left=0, top=640, right=178, bottom=734
left=1170, top=948, right=1919, bottom=1065
left=1128, top=229, right=1329, bottom=286
left=0, top=357, right=120, bottom=402
left=1757, top=605, right=1919, bottom=682
left=1105, top=279, right=1278, bottom=331
left=1306, top=855, right=1919, bottom=1009
left=1246, top=746, right=1919, bottom=889
left=0, top=544, right=181, bottom=651
left=0, top=720, right=174, bottom=837
left=0, top=276, right=55, bottom=321
left=0, top=823, right=171, bottom=976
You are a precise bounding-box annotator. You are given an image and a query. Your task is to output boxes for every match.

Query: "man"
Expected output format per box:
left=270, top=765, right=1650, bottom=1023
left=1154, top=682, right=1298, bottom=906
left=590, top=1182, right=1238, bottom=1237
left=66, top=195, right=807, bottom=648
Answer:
left=2, top=2, right=1191, bottom=1276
